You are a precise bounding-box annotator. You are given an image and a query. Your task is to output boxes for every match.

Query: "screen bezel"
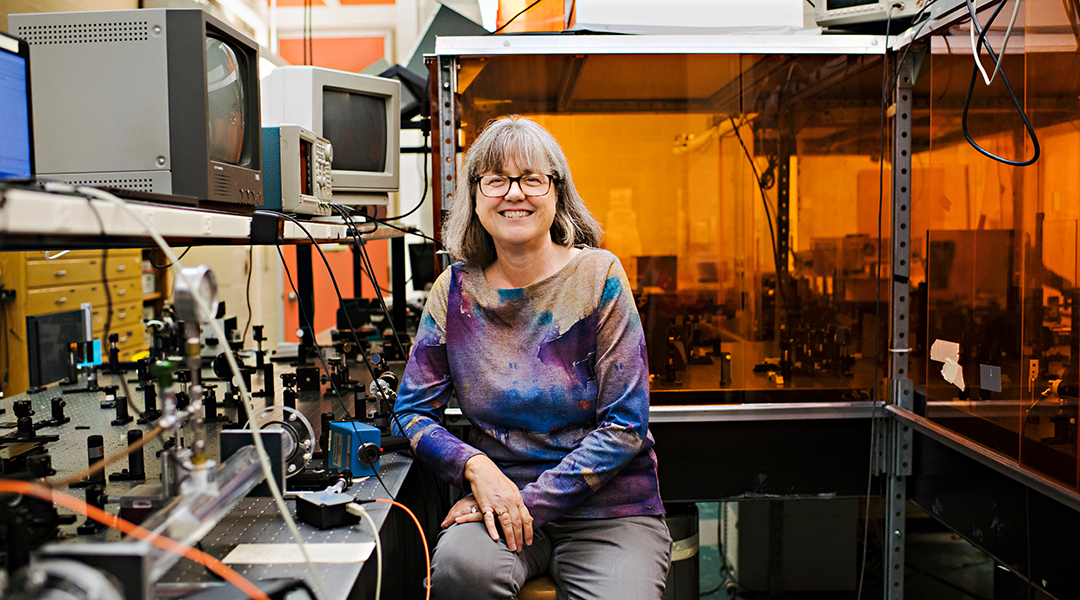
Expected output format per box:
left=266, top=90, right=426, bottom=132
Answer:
left=166, top=8, right=263, bottom=206
left=261, top=66, right=400, bottom=195
left=0, top=31, right=34, bottom=180
left=204, top=24, right=260, bottom=170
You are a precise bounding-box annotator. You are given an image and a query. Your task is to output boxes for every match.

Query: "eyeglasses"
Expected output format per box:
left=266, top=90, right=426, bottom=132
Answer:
left=473, top=173, right=555, bottom=198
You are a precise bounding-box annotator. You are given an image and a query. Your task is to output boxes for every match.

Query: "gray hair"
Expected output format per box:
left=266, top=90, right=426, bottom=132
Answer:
left=442, top=116, right=603, bottom=268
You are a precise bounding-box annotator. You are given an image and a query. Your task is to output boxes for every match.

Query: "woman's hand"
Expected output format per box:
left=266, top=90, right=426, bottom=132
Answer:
left=464, top=454, right=533, bottom=552
left=441, top=494, right=484, bottom=528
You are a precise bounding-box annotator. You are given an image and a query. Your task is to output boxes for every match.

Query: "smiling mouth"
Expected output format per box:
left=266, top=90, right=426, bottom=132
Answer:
left=500, top=210, right=532, bottom=219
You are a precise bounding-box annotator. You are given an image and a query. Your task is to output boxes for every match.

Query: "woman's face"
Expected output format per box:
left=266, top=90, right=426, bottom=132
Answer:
left=474, top=159, right=558, bottom=254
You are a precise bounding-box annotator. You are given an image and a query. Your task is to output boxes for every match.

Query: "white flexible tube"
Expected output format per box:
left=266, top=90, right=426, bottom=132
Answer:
left=348, top=503, right=383, bottom=600
left=968, top=0, right=1022, bottom=86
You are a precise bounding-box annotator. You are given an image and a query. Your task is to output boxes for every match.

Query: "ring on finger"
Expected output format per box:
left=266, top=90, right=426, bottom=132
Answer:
left=496, top=509, right=506, bottom=517
left=470, top=506, right=478, bottom=514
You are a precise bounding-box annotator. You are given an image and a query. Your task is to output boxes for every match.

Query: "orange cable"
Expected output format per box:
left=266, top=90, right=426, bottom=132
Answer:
left=375, top=498, right=431, bottom=600
left=0, top=480, right=270, bottom=600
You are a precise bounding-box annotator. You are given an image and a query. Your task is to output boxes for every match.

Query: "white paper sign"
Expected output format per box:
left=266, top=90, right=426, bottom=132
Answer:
left=930, top=339, right=960, bottom=364
left=223, top=543, right=374, bottom=564
left=931, top=339, right=965, bottom=391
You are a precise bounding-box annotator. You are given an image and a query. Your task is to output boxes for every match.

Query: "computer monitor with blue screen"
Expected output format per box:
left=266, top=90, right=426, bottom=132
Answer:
left=0, top=30, right=33, bottom=180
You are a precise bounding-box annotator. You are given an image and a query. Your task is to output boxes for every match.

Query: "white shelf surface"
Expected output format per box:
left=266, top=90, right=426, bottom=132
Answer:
left=0, top=187, right=402, bottom=247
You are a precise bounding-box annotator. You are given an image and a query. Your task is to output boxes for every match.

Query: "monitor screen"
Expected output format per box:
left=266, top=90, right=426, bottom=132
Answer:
left=206, top=35, right=248, bottom=166
left=409, top=243, right=437, bottom=291
left=0, top=38, right=31, bottom=180
left=26, top=309, right=88, bottom=389
left=825, top=0, right=876, bottom=8
left=322, top=89, right=387, bottom=173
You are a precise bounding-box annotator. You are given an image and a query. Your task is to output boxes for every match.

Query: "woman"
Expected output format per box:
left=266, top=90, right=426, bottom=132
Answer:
left=393, top=115, right=670, bottom=600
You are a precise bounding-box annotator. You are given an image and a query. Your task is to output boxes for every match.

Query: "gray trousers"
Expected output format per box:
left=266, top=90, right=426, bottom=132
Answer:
left=429, top=515, right=672, bottom=600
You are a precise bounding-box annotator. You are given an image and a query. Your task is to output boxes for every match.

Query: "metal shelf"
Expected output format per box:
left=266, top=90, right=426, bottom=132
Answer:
left=0, top=187, right=402, bottom=250
left=434, top=33, right=887, bottom=57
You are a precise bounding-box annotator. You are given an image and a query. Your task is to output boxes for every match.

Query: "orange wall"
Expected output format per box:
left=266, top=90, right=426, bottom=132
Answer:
left=277, top=25, right=389, bottom=344
left=497, top=0, right=564, bottom=32
left=281, top=241, right=390, bottom=342
left=278, top=37, right=385, bottom=73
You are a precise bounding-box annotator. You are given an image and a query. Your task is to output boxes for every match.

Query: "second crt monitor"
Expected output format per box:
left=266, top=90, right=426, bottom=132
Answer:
left=262, top=66, right=401, bottom=206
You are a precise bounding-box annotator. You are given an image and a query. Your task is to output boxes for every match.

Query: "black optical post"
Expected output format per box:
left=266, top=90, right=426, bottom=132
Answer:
left=392, top=236, right=407, bottom=334
left=296, top=244, right=315, bottom=362
left=351, top=243, right=364, bottom=298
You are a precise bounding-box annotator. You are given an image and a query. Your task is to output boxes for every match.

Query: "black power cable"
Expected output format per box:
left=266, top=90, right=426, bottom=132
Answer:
left=82, top=198, right=113, bottom=354
left=492, top=0, right=545, bottom=34
left=81, top=194, right=142, bottom=419
left=728, top=116, right=786, bottom=306
left=368, top=218, right=439, bottom=246
left=313, top=205, right=440, bottom=520
left=260, top=210, right=383, bottom=387
left=150, top=246, right=191, bottom=269
left=1, top=290, right=9, bottom=389
left=329, top=205, right=433, bottom=446
left=372, top=468, right=394, bottom=499
left=858, top=9, right=898, bottom=600
left=334, top=206, right=441, bottom=523
left=242, top=244, right=254, bottom=346
left=962, top=0, right=1040, bottom=166
left=330, top=205, right=409, bottom=362
left=382, top=129, right=430, bottom=222
left=275, top=244, right=351, bottom=417
left=263, top=208, right=435, bottom=531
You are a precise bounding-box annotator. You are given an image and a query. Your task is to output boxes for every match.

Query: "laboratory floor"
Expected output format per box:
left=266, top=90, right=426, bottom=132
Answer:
left=696, top=503, right=997, bottom=600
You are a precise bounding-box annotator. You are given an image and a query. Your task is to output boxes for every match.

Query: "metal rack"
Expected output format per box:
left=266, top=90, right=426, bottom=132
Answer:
left=429, top=30, right=1080, bottom=600
left=0, top=187, right=403, bottom=249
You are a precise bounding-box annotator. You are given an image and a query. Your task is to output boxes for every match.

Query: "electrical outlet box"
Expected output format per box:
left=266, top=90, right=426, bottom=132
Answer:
left=1029, top=359, right=1039, bottom=391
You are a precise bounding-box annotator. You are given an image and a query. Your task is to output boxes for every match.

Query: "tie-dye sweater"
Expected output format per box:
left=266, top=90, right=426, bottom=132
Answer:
left=393, top=247, right=664, bottom=527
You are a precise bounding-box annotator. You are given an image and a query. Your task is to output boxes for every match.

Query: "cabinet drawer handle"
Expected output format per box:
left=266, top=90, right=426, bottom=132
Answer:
left=118, top=311, right=127, bottom=319
left=54, top=270, right=67, bottom=277
left=55, top=297, right=67, bottom=305
left=117, top=289, right=127, bottom=296
left=117, top=265, right=126, bottom=272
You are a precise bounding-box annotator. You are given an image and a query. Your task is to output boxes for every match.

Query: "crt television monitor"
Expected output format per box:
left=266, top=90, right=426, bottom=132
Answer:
left=262, top=66, right=400, bottom=205
left=9, top=9, right=263, bottom=208
left=0, top=30, right=33, bottom=180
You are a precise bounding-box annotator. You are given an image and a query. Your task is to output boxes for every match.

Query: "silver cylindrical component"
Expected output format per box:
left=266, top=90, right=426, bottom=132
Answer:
left=132, top=445, right=265, bottom=583
left=172, top=265, right=219, bottom=325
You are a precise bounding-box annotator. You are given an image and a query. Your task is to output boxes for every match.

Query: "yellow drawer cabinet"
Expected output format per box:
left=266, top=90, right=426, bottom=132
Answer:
left=24, top=253, right=141, bottom=288
left=25, top=282, right=110, bottom=314
left=0, top=249, right=147, bottom=397
left=91, top=301, right=143, bottom=335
